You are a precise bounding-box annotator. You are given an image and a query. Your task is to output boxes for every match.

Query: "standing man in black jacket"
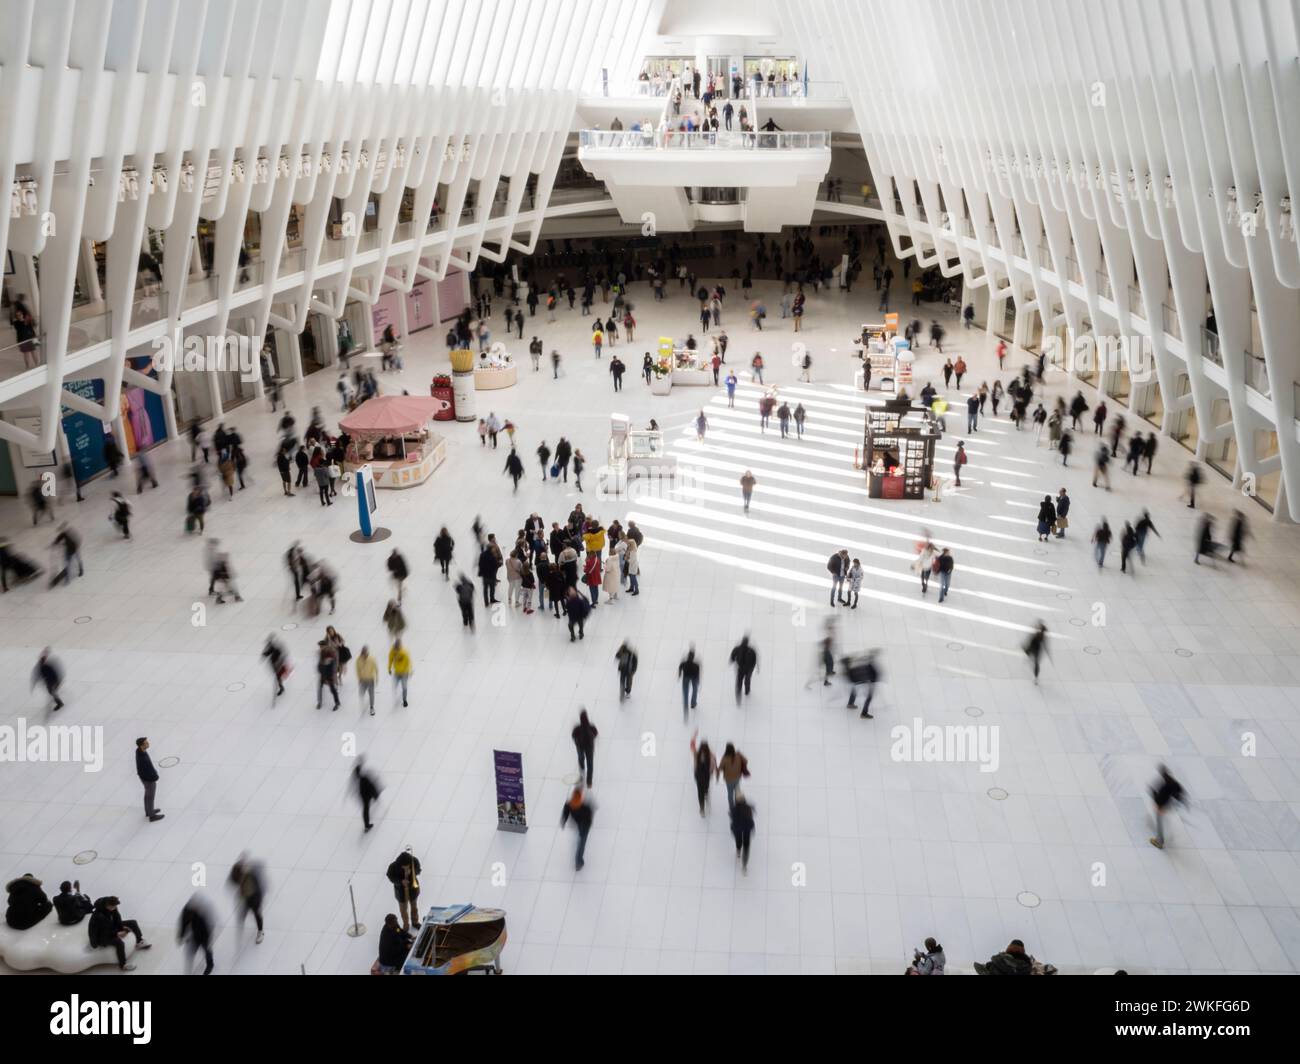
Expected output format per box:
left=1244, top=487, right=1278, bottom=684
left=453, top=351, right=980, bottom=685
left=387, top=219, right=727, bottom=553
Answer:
left=554, top=437, right=572, bottom=483
left=136, top=737, right=163, bottom=821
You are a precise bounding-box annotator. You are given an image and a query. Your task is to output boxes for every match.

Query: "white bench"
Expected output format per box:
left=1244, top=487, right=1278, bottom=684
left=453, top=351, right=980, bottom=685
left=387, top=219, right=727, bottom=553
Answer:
left=0, top=919, right=137, bottom=973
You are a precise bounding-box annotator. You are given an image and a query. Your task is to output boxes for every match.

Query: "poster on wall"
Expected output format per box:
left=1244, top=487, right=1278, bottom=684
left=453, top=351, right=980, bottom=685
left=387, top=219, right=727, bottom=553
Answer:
left=61, top=380, right=109, bottom=483
left=492, top=750, right=527, bottom=833
left=123, top=357, right=169, bottom=454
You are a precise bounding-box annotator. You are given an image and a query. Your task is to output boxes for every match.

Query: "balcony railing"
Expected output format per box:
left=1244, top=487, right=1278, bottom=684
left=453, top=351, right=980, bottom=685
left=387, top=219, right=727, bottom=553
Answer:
left=281, top=248, right=306, bottom=275
left=184, top=273, right=220, bottom=309
left=1039, top=244, right=1053, bottom=270
left=1128, top=284, right=1143, bottom=312
left=0, top=334, right=45, bottom=380
left=579, top=129, right=829, bottom=151
left=1065, top=255, right=1083, bottom=283
left=130, top=289, right=170, bottom=331
left=1162, top=303, right=1181, bottom=340
left=234, top=259, right=264, bottom=292
left=1096, top=271, right=1113, bottom=300
left=1202, top=327, right=1223, bottom=367
left=1245, top=350, right=1270, bottom=397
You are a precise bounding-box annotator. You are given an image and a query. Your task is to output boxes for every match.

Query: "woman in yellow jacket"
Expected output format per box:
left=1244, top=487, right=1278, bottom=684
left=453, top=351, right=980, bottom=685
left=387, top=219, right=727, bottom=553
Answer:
left=582, top=523, right=606, bottom=556
left=355, top=646, right=379, bottom=716
left=387, top=639, right=412, bottom=708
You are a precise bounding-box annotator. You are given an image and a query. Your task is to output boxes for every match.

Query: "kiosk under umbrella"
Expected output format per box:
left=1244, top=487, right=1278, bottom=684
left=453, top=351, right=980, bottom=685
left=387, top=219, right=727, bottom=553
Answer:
left=340, top=395, right=449, bottom=490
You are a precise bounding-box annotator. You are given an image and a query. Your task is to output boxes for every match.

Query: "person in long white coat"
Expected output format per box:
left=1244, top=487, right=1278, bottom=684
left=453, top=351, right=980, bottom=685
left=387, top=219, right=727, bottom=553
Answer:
left=623, top=539, right=641, bottom=596
left=603, top=540, right=623, bottom=602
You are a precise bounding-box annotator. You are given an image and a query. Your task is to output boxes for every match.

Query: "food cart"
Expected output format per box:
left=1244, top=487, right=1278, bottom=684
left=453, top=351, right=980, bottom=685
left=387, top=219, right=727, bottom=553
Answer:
left=341, top=395, right=448, bottom=489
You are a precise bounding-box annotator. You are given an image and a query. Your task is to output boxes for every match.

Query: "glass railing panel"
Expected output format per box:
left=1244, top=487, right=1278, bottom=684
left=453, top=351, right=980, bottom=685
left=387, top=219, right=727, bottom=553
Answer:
left=1201, top=327, right=1223, bottom=367
left=1244, top=350, right=1270, bottom=396
left=183, top=272, right=220, bottom=309
left=130, top=289, right=169, bottom=330
left=68, top=309, right=112, bottom=352
left=1162, top=304, right=1181, bottom=340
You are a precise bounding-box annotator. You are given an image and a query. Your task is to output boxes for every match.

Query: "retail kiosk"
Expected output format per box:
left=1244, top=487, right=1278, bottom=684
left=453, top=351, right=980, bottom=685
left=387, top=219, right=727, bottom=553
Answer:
left=862, top=398, right=937, bottom=500
left=341, top=396, right=449, bottom=489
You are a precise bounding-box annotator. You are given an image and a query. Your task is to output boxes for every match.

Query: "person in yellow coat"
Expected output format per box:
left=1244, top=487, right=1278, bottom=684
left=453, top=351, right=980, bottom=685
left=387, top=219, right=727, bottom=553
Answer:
left=582, top=522, right=606, bottom=556
left=355, top=646, right=379, bottom=716
left=387, top=639, right=411, bottom=708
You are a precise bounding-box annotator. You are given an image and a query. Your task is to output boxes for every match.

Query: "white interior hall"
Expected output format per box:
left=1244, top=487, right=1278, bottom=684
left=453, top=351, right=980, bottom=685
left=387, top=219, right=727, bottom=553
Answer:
left=0, top=0, right=1299, bottom=981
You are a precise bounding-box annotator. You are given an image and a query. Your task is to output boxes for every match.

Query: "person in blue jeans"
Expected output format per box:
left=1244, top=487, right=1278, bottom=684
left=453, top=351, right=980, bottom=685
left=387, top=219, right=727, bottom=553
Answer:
left=936, top=548, right=954, bottom=602
left=560, top=788, right=593, bottom=871
left=725, top=371, right=738, bottom=407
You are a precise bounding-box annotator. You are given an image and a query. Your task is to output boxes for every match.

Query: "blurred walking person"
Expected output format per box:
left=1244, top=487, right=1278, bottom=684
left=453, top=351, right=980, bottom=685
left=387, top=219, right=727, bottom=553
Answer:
left=560, top=787, right=594, bottom=871
left=228, top=855, right=266, bottom=944
left=572, top=709, right=598, bottom=787
left=1023, top=621, right=1049, bottom=684
left=1148, top=764, right=1188, bottom=850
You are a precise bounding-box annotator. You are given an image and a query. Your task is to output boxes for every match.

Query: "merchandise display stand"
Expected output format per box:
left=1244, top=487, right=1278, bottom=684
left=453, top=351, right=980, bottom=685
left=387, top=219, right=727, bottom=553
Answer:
left=863, top=398, right=937, bottom=500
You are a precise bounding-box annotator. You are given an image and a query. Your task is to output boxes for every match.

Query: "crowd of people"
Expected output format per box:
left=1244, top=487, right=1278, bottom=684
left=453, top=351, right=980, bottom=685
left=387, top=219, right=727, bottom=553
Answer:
left=1, top=217, right=1261, bottom=980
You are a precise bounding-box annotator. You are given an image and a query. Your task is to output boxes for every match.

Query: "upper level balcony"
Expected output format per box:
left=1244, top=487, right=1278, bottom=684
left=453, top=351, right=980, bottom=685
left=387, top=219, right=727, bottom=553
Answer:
left=577, top=127, right=831, bottom=232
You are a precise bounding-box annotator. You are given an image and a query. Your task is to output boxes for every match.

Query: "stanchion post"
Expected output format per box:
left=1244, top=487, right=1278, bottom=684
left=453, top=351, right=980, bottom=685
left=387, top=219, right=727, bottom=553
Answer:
left=345, top=880, right=366, bottom=937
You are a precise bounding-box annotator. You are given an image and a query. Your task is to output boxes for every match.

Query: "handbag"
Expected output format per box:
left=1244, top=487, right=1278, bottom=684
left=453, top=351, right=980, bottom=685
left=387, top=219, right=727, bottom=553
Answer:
left=550, top=463, right=560, bottom=478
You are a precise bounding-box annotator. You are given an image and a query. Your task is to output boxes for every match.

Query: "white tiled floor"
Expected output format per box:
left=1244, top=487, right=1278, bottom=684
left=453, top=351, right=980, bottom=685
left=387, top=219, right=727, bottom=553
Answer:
left=2, top=258, right=1299, bottom=975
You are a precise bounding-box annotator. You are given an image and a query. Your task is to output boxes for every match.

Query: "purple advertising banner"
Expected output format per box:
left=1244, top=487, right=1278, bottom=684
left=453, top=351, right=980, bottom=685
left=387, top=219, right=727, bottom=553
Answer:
left=493, top=750, right=527, bottom=833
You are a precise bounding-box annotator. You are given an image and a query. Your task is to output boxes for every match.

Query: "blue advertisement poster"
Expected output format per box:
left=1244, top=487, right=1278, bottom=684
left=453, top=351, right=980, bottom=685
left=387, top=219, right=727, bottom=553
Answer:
left=492, top=750, right=527, bottom=833
left=61, top=379, right=109, bottom=483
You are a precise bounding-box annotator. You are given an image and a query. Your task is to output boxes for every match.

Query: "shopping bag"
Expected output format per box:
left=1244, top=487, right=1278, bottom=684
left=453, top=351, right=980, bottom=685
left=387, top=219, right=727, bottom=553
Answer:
left=550, top=464, right=560, bottom=478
